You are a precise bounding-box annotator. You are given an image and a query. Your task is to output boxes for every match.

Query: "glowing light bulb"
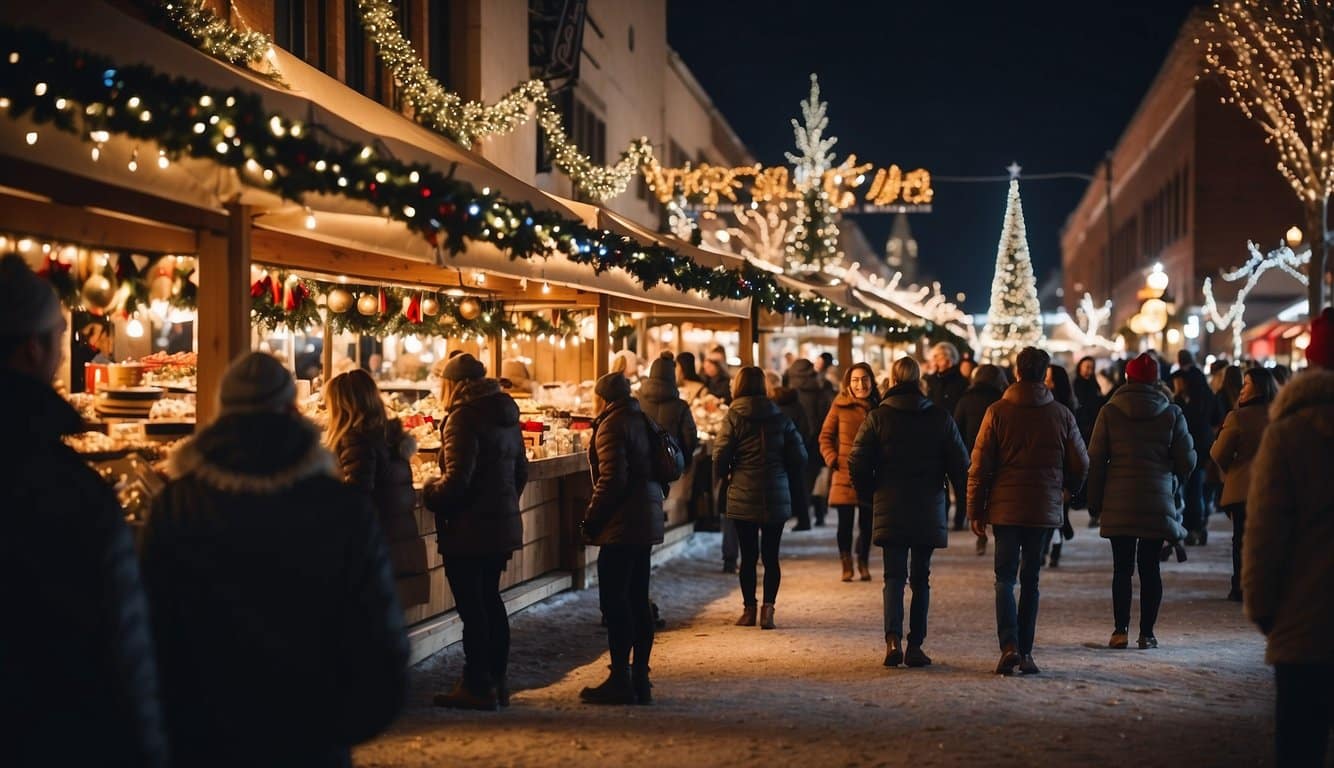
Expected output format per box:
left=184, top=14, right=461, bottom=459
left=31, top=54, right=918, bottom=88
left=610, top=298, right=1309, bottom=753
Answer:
left=541, top=281, right=551, bottom=295
left=126, top=317, right=145, bottom=338
left=24, top=131, right=37, bottom=145
left=304, top=211, right=317, bottom=230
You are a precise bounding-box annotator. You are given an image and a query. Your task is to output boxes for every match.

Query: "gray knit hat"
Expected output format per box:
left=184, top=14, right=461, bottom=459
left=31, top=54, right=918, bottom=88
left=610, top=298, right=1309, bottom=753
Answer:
left=219, top=352, right=296, bottom=414
left=0, top=254, right=63, bottom=337
left=442, top=352, right=486, bottom=381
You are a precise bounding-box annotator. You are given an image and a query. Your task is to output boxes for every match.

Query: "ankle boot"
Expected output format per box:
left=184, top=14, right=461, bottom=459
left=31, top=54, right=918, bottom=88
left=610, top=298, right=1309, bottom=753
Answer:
left=904, top=645, right=932, bottom=668
left=759, top=604, right=776, bottom=630
left=883, top=634, right=903, bottom=667
left=840, top=553, right=854, bottom=582
left=434, top=676, right=499, bottom=711
left=1048, top=542, right=1062, bottom=568
left=580, top=665, right=635, bottom=705
left=631, top=666, right=653, bottom=705
left=735, top=605, right=757, bottom=626
left=857, top=556, right=872, bottom=581
left=494, top=674, right=510, bottom=707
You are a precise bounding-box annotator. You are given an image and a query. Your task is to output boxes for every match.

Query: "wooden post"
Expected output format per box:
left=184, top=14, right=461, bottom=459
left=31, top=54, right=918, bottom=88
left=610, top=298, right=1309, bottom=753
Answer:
left=321, top=310, right=334, bottom=383
left=594, top=293, right=610, bottom=378
left=738, top=310, right=755, bottom=367
left=195, top=204, right=251, bottom=426
left=757, top=329, right=770, bottom=372
left=837, top=330, right=853, bottom=370
left=489, top=331, right=503, bottom=377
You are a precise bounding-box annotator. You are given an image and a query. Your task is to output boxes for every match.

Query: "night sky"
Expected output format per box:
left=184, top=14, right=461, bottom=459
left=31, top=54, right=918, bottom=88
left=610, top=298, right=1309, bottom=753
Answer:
left=667, top=0, right=1201, bottom=313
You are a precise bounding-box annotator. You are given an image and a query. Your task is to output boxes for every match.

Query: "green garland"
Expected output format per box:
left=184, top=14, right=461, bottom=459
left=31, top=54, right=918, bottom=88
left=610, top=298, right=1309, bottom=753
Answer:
left=0, top=23, right=961, bottom=349
left=154, top=0, right=269, bottom=65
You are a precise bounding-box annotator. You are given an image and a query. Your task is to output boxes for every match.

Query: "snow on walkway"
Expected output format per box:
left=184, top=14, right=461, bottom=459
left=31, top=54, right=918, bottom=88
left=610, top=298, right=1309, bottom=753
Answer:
left=355, top=511, right=1272, bottom=767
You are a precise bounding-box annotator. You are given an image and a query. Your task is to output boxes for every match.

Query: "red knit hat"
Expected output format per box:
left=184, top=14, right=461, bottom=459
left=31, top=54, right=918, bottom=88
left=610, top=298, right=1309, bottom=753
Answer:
left=1309, top=307, right=1333, bottom=369
left=1125, top=353, right=1159, bottom=384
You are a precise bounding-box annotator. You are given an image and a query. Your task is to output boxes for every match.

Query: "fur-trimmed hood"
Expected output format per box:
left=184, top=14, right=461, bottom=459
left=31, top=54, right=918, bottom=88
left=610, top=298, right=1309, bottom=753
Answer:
left=167, top=412, right=337, bottom=494
left=1270, top=368, right=1334, bottom=437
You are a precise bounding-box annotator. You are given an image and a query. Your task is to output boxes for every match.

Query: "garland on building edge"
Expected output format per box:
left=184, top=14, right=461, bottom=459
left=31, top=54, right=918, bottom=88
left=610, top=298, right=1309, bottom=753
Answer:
left=0, top=23, right=955, bottom=346
left=154, top=0, right=269, bottom=65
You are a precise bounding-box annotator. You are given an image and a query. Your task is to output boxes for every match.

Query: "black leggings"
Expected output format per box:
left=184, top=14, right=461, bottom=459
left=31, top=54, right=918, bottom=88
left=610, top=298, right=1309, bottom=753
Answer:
left=735, top=520, right=784, bottom=606
left=444, top=554, right=511, bottom=691
left=1110, top=536, right=1163, bottom=636
left=836, top=504, right=872, bottom=560
left=597, top=544, right=654, bottom=671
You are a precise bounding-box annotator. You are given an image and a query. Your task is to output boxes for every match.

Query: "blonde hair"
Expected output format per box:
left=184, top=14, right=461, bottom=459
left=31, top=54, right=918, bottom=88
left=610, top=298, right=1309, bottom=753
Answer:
left=325, top=369, right=387, bottom=451
left=890, top=356, right=922, bottom=387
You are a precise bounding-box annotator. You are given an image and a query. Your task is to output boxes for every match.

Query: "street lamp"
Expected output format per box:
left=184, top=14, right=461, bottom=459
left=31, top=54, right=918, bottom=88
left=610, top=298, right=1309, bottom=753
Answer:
left=1286, top=226, right=1303, bottom=249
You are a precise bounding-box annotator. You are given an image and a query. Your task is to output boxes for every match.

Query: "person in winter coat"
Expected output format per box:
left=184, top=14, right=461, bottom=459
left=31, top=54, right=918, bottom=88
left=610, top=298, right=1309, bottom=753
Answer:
left=423, top=353, right=528, bottom=710
left=954, top=364, right=1007, bottom=552
left=326, top=369, right=429, bottom=610
left=1087, top=353, right=1196, bottom=651
left=1072, top=356, right=1105, bottom=512
left=1211, top=367, right=1277, bottom=603
left=145, top=352, right=408, bottom=767
left=968, top=347, right=1089, bottom=675
left=714, top=366, right=808, bottom=630
left=820, top=362, right=879, bottom=582
left=767, top=368, right=811, bottom=542
left=1243, top=308, right=1334, bottom=768
left=925, top=341, right=968, bottom=416
left=849, top=356, right=968, bottom=669
left=701, top=357, right=732, bottom=403
left=1172, top=366, right=1224, bottom=545
left=786, top=357, right=835, bottom=529
left=0, top=254, right=167, bottom=768
left=580, top=372, right=664, bottom=705
left=1043, top=364, right=1080, bottom=567
left=640, top=352, right=699, bottom=473
left=676, top=351, right=708, bottom=404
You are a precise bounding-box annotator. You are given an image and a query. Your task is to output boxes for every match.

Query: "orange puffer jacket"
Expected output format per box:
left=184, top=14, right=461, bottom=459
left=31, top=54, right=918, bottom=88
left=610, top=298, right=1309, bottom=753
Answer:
left=819, top=393, right=874, bottom=506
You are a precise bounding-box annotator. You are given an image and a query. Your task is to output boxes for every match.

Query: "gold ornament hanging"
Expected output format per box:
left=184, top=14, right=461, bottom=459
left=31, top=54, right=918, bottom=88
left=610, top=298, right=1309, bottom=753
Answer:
left=356, top=293, right=379, bottom=316
left=81, top=274, right=115, bottom=310
left=326, top=288, right=353, bottom=314
left=421, top=296, right=440, bottom=317
left=458, top=297, right=482, bottom=320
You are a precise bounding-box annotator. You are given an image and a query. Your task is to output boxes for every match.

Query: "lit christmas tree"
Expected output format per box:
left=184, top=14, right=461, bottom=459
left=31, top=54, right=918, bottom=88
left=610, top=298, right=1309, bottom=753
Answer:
left=784, top=74, right=841, bottom=273
left=980, top=178, right=1045, bottom=363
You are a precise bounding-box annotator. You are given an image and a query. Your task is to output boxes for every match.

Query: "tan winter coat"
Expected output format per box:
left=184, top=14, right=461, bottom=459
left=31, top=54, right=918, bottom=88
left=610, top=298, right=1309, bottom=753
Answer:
left=1243, top=369, right=1334, bottom=665
left=1210, top=399, right=1269, bottom=508
left=967, top=382, right=1089, bottom=528
left=819, top=393, right=874, bottom=506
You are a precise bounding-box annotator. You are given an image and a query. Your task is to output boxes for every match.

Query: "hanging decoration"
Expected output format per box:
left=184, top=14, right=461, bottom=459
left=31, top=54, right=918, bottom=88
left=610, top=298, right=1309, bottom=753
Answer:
left=326, top=287, right=353, bottom=314
left=0, top=24, right=957, bottom=346
left=152, top=0, right=270, bottom=66
left=11, top=231, right=197, bottom=317
left=1202, top=239, right=1311, bottom=359
left=356, top=293, right=380, bottom=317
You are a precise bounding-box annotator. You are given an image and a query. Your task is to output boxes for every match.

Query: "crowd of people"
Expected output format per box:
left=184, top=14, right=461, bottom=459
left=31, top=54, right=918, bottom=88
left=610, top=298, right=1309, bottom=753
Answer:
left=3, top=247, right=1331, bottom=767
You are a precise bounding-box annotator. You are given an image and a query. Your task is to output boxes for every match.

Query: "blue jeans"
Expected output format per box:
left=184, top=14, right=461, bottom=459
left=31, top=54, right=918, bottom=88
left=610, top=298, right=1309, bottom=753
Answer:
left=993, top=525, right=1054, bottom=654
left=882, top=544, right=934, bottom=646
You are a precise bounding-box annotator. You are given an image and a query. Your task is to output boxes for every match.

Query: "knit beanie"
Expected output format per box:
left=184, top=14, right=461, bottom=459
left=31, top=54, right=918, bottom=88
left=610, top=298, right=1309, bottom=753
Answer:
left=0, top=254, right=63, bottom=337
left=595, top=370, right=631, bottom=402
left=648, top=351, right=676, bottom=383
left=219, top=352, right=296, bottom=414
left=1125, top=353, right=1159, bottom=384
left=1308, top=307, right=1333, bottom=370
left=442, top=352, right=486, bottom=381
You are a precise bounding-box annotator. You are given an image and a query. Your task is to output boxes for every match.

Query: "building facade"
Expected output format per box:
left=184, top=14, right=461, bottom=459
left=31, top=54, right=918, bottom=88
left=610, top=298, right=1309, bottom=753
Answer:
left=1060, top=10, right=1305, bottom=357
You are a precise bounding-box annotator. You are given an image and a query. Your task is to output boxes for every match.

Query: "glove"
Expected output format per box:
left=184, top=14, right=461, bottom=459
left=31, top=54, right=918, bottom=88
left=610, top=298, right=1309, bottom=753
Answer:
left=578, top=517, right=603, bottom=544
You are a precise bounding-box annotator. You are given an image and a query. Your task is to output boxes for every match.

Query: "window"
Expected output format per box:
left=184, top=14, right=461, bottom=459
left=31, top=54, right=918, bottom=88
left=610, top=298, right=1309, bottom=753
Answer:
left=428, top=0, right=451, bottom=89
left=274, top=0, right=306, bottom=60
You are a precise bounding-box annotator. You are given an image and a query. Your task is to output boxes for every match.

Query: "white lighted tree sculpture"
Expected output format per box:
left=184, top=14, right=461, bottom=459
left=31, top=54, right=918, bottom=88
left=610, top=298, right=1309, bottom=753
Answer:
left=1202, top=240, right=1311, bottom=358
left=726, top=202, right=790, bottom=272
left=1203, top=0, right=1333, bottom=311
left=1068, top=293, right=1119, bottom=351
left=980, top=179, right=1045, bottom=362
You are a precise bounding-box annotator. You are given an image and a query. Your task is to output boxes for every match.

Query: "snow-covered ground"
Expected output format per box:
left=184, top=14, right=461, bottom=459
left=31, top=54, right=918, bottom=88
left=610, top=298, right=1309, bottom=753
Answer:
left=355, top=511, right=1273, bottom=767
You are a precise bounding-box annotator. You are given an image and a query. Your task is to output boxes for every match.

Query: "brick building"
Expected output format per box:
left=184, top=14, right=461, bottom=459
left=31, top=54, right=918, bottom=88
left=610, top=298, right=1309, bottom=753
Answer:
left=1060, top=10, right=1306, bottom=358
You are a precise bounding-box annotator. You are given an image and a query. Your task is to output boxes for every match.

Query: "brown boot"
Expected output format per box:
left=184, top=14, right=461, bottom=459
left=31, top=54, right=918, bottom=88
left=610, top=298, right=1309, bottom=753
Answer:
left=735, top=605, right=756, bottom=626
left=759, top=604, right=776, bottom=629
left=840, top=553, right=854, bottom=582
left=883, top=634, right=903, bottom=667
left=858, top=556, right=872, bottom=582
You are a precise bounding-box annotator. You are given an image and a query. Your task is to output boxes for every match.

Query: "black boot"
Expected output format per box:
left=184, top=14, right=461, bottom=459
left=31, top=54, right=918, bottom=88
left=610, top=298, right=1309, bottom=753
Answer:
left=631, top=666, right=653, bottom=705
left=813, top=496, right=827, bottom=527
left=883, top=634, right=903, bottom=667
left=580, top=665, right=635, bottom=705
left=495, top=674, right=510, bottom=707
left=1048, top=542, right=1061, bottom=568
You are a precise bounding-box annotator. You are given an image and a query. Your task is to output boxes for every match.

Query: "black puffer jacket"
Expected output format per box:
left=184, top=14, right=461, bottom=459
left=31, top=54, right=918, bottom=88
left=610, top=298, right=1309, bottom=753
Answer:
left=335, top=419, right=429, bottom=607
left=785, top=359, right=834, bottom=467
left=424, top=379, right=528, bottom=557
left=1176, top=387, right=1223, bottom=467
left=953, top=380, right=1004, bottom=452
left=147, top=413, right=408, bottom=767
left=926, top=366, right=968, bottom=417
left=586, top=397, right=666, bottom=546
left=713, top=395, right=808, bottom=525
left=639, top=370, right=699, bottom=471
left=1073, top=374, right=1105, bottom=443
left=850, top=382, right=969, bottom=548
left=1088, top=382, right=1196, bottom=542
left=0, top=370, right=167, bottom=768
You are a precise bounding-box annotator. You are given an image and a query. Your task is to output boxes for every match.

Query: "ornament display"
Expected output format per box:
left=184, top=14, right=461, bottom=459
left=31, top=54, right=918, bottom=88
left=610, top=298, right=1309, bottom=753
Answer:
left=326, top=287, right=353, bottom=314
left=81, top=274, right=115, bottom=310
left=458, top=297, right=482, bottom=320
left=420, top=296, right=440, bottom=317
left=357, top=293, right=379, bottom=316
